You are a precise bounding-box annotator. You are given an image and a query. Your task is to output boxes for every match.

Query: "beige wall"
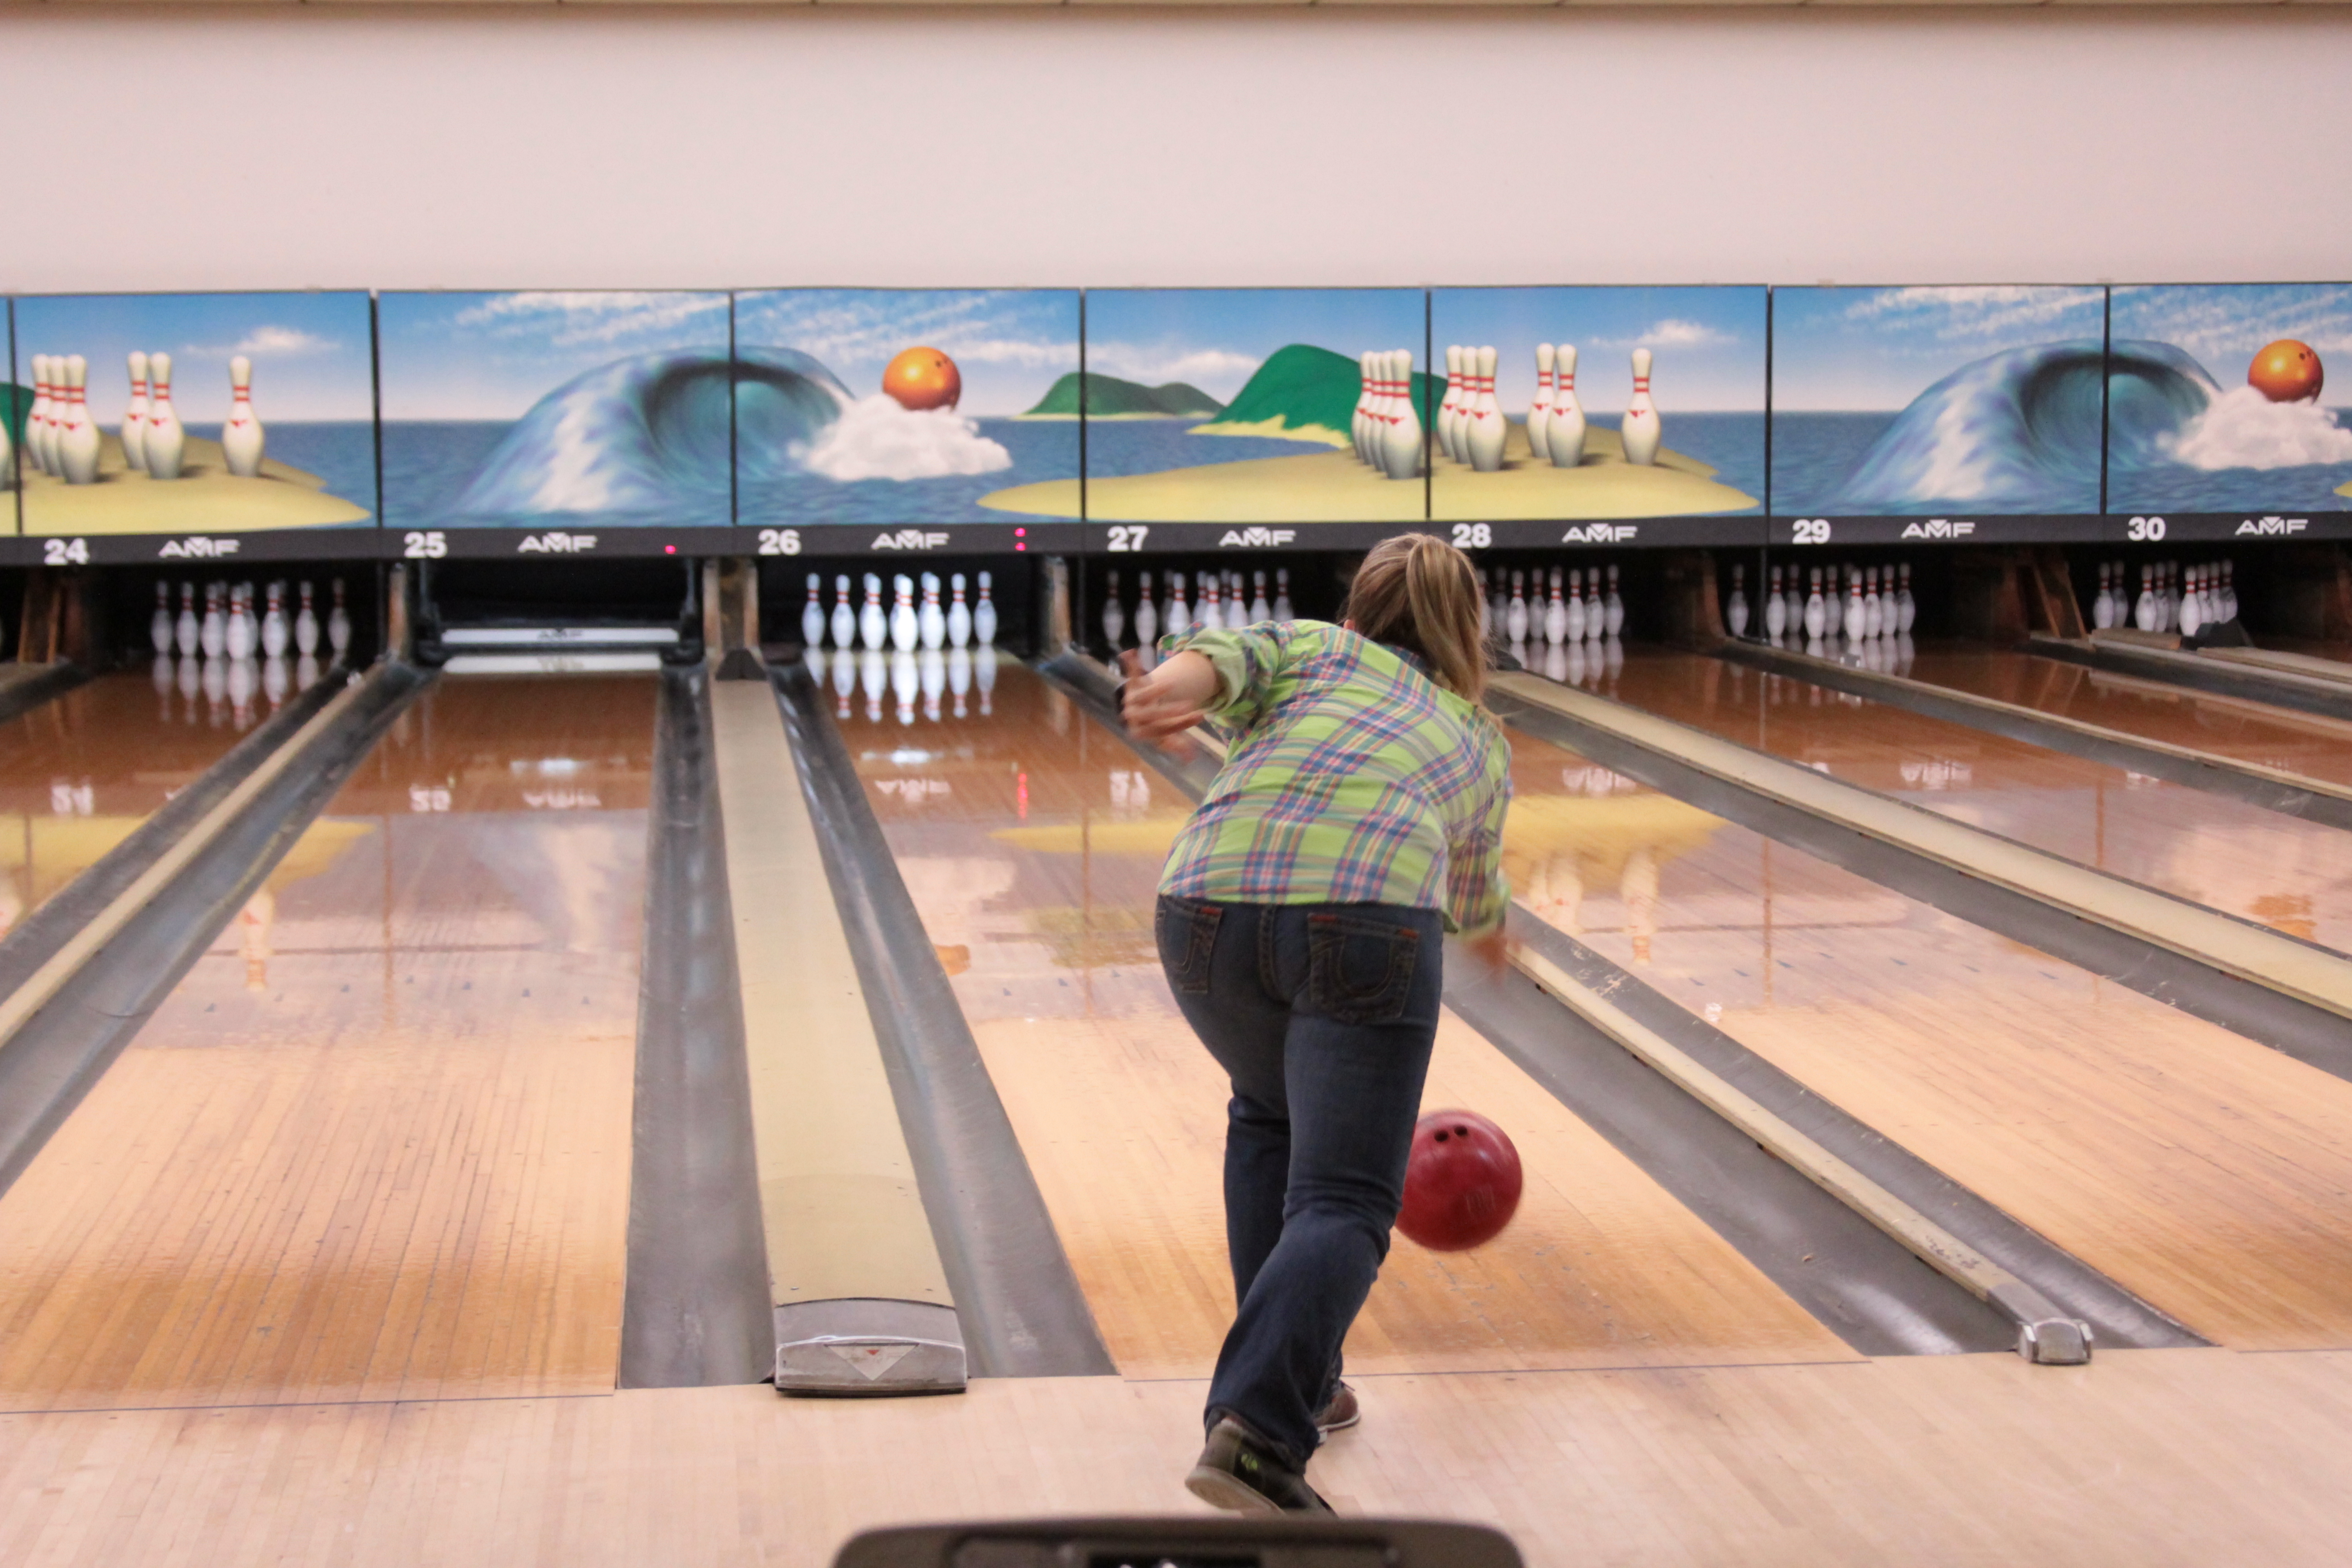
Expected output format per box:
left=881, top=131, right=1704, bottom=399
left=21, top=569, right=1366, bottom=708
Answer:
left=0, top=5, right=2346, bottom=293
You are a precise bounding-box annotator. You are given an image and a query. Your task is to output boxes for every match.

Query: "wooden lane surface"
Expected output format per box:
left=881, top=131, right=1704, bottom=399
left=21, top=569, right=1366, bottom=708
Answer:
left=4, top=1352, right=2352, bottom=1566
left=1911, top=646, right=2352, bottom=792
left=833, top=660, right=1852, bottom=1381
left=0, top=668, right=273, bottom=940
left=1600, top=648, right=2352, bottom=951
left=0, top=676, right=656, bottom=1412
left=1502, top=720, right=2352, bottom=1349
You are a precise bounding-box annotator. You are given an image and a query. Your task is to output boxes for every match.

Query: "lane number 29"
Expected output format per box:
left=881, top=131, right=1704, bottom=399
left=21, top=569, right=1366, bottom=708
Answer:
left=1789, top=519, right=1832, bottom=544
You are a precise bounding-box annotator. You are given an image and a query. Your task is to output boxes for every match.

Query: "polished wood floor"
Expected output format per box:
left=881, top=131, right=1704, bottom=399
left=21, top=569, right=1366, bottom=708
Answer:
left=839, top=661, right=1852, bottom=1379
left=1502, top=718, right=2352, bottom=1349
left=1910, top=646, right=2352, bottom=792
left=1597, top=649, right=2352, bottom=951
left=0, top=666, right=302, bottom=938
left=0, top=676, right=656, bottom=1411
left=1, top=1351, right=2348, bottom=1567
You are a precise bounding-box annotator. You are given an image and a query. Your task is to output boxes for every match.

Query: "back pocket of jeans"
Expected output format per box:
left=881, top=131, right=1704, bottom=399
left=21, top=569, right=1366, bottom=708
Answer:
left=1305, top=913, right=1420, bottom=1024
left=1155, top=897, right=1223, bottom=995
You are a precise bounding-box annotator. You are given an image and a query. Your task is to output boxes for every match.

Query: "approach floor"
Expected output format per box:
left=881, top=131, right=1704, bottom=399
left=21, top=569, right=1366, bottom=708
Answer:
left=0, top=673, right=656, bottom=1412
left=828, top=654, right=1853, bottom=1380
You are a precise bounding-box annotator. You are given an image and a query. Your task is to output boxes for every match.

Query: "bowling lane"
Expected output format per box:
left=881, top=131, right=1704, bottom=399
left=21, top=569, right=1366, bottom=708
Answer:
left=1599, top=648, right=2352, bottom=952
left=1906, top=646, right=2352, bottom=792
left=833, top=654, right=1854, bottom=1381
left=0, top=675, right=654, bottom=1411
left=0, top=664, right=300, bottom=942
left=1501, top=717, right=2352, bottom=1349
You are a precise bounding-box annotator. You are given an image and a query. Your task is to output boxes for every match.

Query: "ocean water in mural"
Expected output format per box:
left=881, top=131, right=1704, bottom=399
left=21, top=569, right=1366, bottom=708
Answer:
left=1776, top=340, right=2107, bottom=515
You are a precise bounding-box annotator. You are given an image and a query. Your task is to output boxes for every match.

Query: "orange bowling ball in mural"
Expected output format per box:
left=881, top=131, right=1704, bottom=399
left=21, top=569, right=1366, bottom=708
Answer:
left=882, top=347, right=963, bottom=412
left=2248, top=339, right=2323, bottom=404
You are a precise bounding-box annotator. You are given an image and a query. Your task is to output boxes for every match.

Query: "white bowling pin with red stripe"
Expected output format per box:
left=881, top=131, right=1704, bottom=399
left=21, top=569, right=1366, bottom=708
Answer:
left=1621, top=348, right=1661, bottom=466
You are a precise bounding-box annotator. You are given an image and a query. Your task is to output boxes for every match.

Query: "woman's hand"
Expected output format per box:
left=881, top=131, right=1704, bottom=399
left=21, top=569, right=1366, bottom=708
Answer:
left=1121, top=650, right=1222, bottom=741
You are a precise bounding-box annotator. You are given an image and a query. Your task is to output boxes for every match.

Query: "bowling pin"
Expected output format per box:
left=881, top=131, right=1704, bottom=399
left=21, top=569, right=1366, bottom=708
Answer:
left=1273, top=568, right=1293, bottom=622
left=150, top=581, right=174, bottom=656
left=1506, top=571, right=1529, bottom=644
left=1430, top=345, right=1449, bottom=463
left=1353, top=352, right=1377, bottom=466
left=201, top=583, right=227, bottom=658
left=2180, top=567, right=2205, bottom=638
left=123, top=351, right=151, bottom=473
left=830, top=575, right=857, bottom=650
left=1896, top=563, right=1916, bottom=634
left=261, top=582, right=289, bottom=658
left=1621, top=348, right=1661, bottom=466
left=1166, top=571, right=1190, bottom=637
left=2220, top=560, right=2239, bottom=623
left=1725, top=564, right=1749, bottom=638
left=1785, top=572, right=1804, bottom=640
left=295, top=581, right=320, bottom=656
left=1198, top=572, right=1222, bottom=633
left=802, top=574, right=827, bottom=648
left=57, top=356, right=102, bottom=485
left=1250, top=570, right=1269, bottom=625
left=222, top=355, right=265, bottom=478
left=2092, top=564, right=2113, bottom=630
left=1845, top=571, right=1865, bottom=642
left=1527, top=343, right=1556, bottom=463
left=227, top=584, right=258, bottom=660
left=1564, top=570, right=1587, bottom=643
left=1463, top=346, right=1506, bottom=474
left=920, top=572, right=946, bottom=651
left=25, top=357, right=52, bottom=475
left=947, top=573, right=973, bottom=649
left=1132, top=574, right=1159, bottom=651
left=328, top=578, right=352, bottom=657
left=1382, top=349, right=1425, bottom=481
left=2133, top=565, right=2154, bottom=632
left=1544, top=568, right=1567, bottom=646
left=1101, top=568, right=1125, bottom=651
left=1547, top=345, right=1586, bottom=469
left=176, top=582, right=201, bottom=657
left=974, top=572, right=998, bottom=646
left=144, top=353, right=186, bottom=480
left=859, top=573, right=888, bottom=650
left=1803, top=568, right=1827, bottom=641
left=889, top=575, right=919, bottom=652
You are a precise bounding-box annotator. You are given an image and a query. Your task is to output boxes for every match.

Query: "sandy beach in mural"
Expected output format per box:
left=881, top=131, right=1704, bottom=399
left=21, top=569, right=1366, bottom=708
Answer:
left=982, top=423, right=1755, bottom=523
left=17, top=434, right=368, bottom=534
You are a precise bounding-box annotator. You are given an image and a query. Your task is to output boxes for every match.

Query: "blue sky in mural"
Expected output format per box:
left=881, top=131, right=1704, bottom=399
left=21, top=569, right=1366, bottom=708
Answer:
left=733, top=290, right=1077, bottom=417
left=13, top=292, right=376, bottom=423
left=1771, top=286, right=2108, bottom=410
left=1083, top=289, right=1426, bottom=401
left=378, top=291, right=730, bottom=421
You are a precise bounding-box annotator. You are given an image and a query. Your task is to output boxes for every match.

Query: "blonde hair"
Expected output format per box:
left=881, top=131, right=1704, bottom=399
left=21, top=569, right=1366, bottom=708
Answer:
left=1342, top=533, right=1488, bottom=703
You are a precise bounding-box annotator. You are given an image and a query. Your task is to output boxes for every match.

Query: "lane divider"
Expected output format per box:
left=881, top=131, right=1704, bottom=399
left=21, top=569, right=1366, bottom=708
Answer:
left=1494, top=670, right=2352, bottom=1024
left=0, top=673, right=372, bottom=1056
left=1509, top=943, right=2092, bottom=1364
left=1720, top=639, right=2352, bottom=827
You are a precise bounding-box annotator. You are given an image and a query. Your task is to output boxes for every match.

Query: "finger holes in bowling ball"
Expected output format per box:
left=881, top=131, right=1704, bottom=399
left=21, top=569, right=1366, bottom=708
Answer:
left=1397, top=1108, right=1523, bottom=1253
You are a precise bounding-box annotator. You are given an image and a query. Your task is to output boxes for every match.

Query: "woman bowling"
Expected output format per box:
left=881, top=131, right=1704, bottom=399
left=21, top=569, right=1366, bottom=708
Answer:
left=1119, top=532, right=1513, bottom=1514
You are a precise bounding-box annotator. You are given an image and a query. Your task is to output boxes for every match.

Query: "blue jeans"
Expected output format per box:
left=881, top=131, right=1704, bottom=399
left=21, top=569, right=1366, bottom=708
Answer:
left=1155, top=894, right=1445, bottom=1470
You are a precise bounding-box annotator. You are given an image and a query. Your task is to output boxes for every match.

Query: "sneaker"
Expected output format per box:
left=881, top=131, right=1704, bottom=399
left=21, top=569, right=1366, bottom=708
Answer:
left=1186, top=1417, right=1333, bottom=1514
left=1315, top=1382, right=1360, bottom=1441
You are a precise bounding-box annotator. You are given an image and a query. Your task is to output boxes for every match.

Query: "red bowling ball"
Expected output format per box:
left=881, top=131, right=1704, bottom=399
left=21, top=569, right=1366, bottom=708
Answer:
left=1396, top=1109, right=1523, bottom=1251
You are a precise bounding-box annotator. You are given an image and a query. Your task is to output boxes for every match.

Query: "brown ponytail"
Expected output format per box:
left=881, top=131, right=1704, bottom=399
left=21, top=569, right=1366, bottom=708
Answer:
left=1341, top=533, right=1488, bottom=703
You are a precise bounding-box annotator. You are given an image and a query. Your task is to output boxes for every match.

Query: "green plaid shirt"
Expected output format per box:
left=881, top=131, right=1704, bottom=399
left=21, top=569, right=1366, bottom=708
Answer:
left=1155, top=620, right=1512, bottom=936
